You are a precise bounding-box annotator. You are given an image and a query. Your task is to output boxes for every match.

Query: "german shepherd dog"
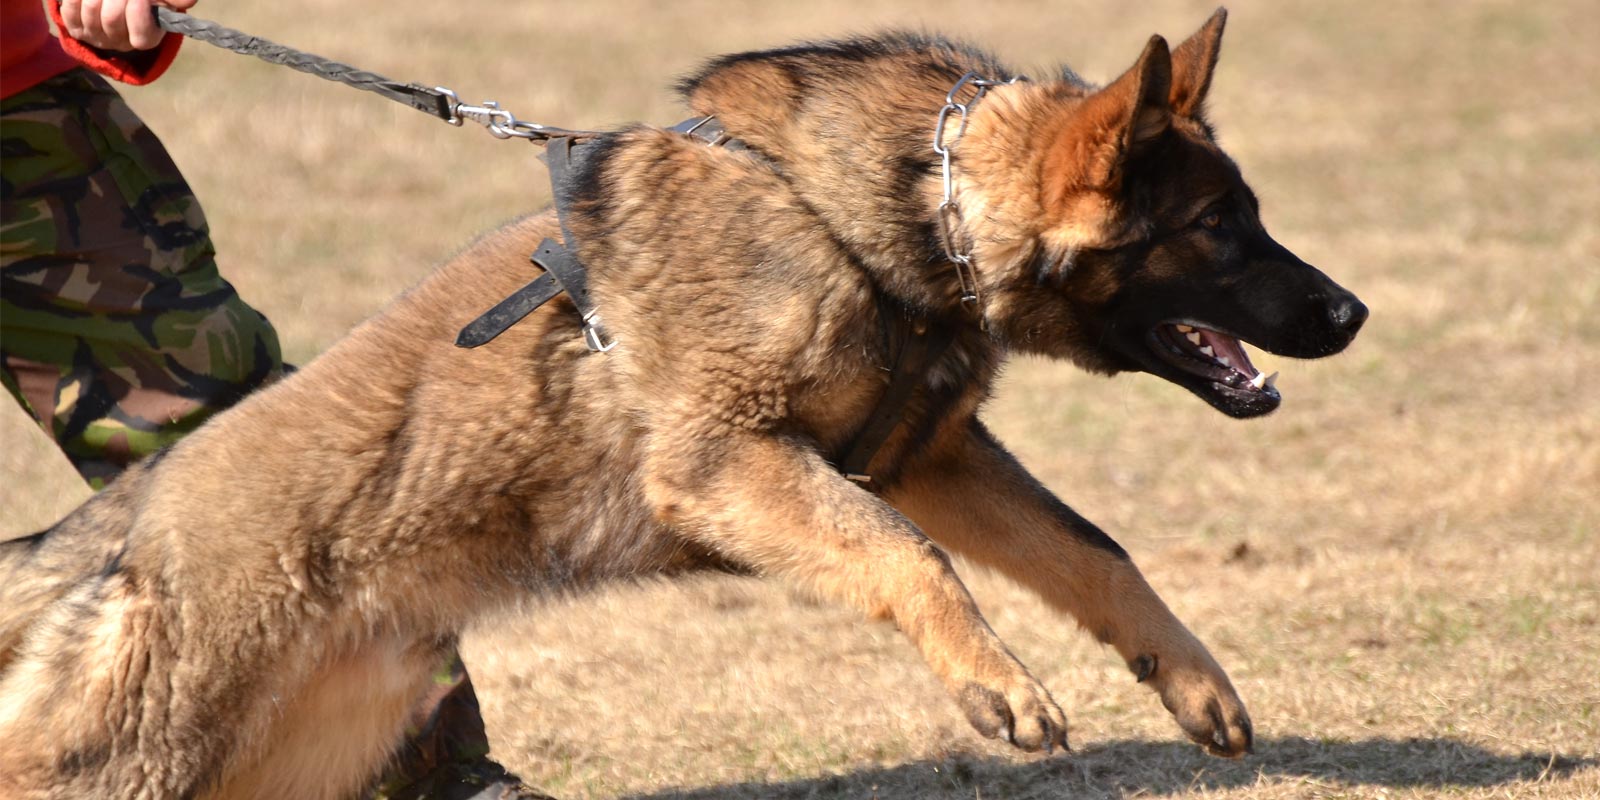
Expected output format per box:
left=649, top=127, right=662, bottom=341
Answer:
left=0, top=10, right=1364, bottom=798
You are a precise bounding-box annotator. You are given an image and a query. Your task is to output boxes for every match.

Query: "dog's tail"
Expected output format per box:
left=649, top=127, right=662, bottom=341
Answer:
left=0, top=494, right=132, bottom=672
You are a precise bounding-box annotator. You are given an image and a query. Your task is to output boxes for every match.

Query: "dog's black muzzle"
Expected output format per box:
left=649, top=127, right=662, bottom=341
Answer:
left=1230, top=237, right=1367, bottom=360
left=1110, top=233, right=1369, bottom=419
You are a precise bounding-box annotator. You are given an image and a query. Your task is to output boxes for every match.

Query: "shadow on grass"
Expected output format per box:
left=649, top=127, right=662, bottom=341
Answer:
left=623, top=736, right=1596, bottom=799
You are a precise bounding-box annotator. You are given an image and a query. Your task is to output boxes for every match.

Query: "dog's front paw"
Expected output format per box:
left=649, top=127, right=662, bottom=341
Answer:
left=953, top=669, right=1069, bottom=753
left=1132, top=652, right=1253, bottom=757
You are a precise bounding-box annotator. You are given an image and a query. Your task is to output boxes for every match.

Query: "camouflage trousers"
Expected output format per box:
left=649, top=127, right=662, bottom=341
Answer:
left=1, top=70, right=498, bottom=797
left=0, top=70, right=282, bottom=487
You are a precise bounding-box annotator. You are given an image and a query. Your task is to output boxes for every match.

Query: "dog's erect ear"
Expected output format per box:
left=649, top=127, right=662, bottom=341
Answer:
left=1037, top=36, right=1172, bottom=240
left=1051, top=34, right=1172, bottom=192
left=1169, top=8, right=1227, bottom=119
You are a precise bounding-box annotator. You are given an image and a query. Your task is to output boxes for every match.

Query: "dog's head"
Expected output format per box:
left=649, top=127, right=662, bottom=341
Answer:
left=961, top=9, right=1366, bottom=417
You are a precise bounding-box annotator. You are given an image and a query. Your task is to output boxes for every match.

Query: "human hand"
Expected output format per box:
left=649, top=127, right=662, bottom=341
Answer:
left=59, top=0, right=199, bottom=52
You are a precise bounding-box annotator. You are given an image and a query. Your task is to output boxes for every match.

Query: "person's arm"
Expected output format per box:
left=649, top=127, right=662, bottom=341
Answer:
left=48, top=0, right=196, bottom=85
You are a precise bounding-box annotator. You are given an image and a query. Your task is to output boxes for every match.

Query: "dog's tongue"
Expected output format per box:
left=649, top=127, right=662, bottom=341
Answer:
left=1172, top=323, right=1280, bottom=391
left=1200, top=329, right=1259, bottom=378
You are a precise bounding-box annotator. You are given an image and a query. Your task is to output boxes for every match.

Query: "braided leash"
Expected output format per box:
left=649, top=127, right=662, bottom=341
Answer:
left=153, top=8, right=600, bottom=142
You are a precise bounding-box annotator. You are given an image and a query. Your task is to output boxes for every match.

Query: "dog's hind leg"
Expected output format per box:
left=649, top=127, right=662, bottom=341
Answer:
left=0, top=531, right=58, bottom=670
left=0, top=570, right=437, bottom=800
left=0, top=491, right=133, bottom=673
left=0, top=567, right=209, bottom=799
left=645, top=431, right=1068, bottom=752
left=886, top=419, right=1254, bottom=757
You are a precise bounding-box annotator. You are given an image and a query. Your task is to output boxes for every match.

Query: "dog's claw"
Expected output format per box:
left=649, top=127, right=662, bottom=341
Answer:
left=1194, top=702, right=1254, bottom=758
left=1130, top=654, right=1158, bottom=683
left=955, top=675, right=1068, bottom=754
left=1144, top=649, right=1253, bottom=758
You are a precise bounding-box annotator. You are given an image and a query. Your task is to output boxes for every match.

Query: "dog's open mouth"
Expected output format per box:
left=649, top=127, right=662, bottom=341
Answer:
left=1148, top=322, right=1281, bottom=417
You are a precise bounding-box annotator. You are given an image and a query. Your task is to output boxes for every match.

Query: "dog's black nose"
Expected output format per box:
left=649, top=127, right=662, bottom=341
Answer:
left=1328, top=295, right=1368, bottom=335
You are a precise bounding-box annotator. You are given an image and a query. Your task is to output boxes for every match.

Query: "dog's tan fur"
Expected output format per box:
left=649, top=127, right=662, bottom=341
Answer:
left=0, top=11, right=1365, bottom=797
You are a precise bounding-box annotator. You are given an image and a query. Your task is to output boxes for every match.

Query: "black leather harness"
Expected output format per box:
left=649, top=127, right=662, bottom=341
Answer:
left=835, top=318, right=954, bottom=485
left=454, top=118, right=952, bottom=488
left=455, top=136, right=613, bottom=352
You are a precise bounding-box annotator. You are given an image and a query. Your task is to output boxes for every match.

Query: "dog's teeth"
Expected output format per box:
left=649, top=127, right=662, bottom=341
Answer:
left=1249, top=372, right=1267, bottom=389
left=1264, top=371, right=1279, bottom=390
left=1199, top=345, right=1214, bottom=357
left=1176, top=324, right=1194, bottom=333
left=1186, top=332, right=1202, bottom=345
left=1218, top=356, right=1232, bottom=368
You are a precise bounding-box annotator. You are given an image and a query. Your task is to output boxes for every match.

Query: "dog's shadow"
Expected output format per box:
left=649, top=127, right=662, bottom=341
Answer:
left=622, top=736, right=1595, bottom=799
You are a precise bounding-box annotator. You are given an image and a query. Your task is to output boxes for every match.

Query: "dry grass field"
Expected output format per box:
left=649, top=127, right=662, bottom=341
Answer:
left=3, top=0, right=1598, bottom=797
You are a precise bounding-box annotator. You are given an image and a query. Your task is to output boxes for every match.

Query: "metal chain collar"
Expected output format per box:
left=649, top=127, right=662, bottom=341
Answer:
left=933, top=71, right=1022, bottom=313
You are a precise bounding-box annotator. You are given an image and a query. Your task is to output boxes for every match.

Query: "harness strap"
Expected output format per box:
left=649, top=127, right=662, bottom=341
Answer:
left=836, top=321, right=956, bottom=487
left=543, top=137, right=584, bottom=253
left=456, top=136, right=608, bottom=350
left=456, top=118, right=735, bottom=350
left=454, top=135, right=598, bottom=349
left=454, top=272, right=561, bottom=348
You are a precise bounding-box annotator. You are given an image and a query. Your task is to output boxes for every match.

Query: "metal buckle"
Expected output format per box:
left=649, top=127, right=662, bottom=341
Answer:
left=581, top=311, right=617, bottom=353
left=677, top=115, right=731, bottom=147
left=681, top=115, right=715, bottom=135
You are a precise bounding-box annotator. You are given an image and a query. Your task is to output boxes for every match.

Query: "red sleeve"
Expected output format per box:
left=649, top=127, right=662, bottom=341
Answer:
left=46, top=1, right=183, bottom=85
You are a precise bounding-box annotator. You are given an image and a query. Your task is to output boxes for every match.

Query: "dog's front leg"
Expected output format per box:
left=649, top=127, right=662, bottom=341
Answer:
left=644, top=431, right=1068, bottom=752
left=884, top=420, right=1254, bottom=757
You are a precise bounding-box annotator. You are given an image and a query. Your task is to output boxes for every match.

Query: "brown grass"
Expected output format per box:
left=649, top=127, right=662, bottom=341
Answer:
left=3, top=0, right=1598, bottom=797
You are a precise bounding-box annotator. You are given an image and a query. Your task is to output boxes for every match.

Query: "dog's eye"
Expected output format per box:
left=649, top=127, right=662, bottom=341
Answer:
left=1199, top=211, right=1224, bottom=230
